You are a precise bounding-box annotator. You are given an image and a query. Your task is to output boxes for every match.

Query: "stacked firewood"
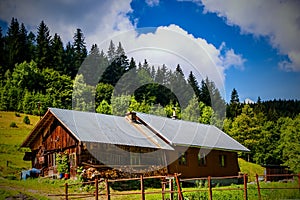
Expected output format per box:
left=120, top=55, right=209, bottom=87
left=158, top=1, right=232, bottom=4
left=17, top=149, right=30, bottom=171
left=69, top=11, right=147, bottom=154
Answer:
left=80, top=166, right=168, bottom=180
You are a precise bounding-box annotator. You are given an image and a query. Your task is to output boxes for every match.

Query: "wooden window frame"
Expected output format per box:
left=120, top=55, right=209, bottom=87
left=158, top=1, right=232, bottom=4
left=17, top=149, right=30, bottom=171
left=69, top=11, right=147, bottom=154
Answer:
left=178, top=152, right=187, bottom=166
left=198, top=152, right=207, bottom=166
left=219, top=154, right=226, bottom=167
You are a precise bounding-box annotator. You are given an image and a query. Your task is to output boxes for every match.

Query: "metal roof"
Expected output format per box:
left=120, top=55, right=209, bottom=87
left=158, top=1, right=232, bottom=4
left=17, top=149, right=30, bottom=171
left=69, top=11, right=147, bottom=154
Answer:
left=22, top=108, right=249, bottom=152
left=136, top=112, right=250, bottom=152
left=49, top=108, right=173, bottom=150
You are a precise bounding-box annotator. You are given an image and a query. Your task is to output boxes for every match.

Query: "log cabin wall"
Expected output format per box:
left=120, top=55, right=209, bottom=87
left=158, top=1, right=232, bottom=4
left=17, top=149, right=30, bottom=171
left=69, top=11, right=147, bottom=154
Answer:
left=30, top=118, right=80, bottom=177
left=166, top=146, right=240, bottom=178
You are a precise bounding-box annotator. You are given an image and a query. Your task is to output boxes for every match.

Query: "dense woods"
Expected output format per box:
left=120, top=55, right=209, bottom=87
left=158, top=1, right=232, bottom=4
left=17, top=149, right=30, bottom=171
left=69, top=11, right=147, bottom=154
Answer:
left=0, top=18, right=299, bottom=172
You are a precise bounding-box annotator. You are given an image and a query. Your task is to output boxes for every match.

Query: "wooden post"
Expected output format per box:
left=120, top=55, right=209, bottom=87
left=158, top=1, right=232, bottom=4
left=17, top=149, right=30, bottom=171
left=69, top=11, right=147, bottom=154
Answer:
left=140, top=175, right=145, bottom=200
left=243, top=174, right=248, bottom=200
left=105, top=178, right=110, bottom=200
left=256, top=174, right=261, bottom=200
left=95, top=178, right=98, bottom=200
left=65, top=182, right=68, bottom=200
left=208, top=176, right=212, bottom=200
left=298, top=173, right=300, bottom=191
left=161, top=177, right=166, bottom=200
left=175, top=173, right=183, bottom=200
left=169, top=177, right=174, bottom=200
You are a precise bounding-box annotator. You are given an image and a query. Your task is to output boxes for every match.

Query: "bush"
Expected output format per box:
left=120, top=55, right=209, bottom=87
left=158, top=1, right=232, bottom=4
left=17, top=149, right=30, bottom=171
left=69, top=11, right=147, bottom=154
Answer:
left=9, top=122, right=18, bottom=128
left=23, top=116, right=30, bottom=124
left=15, top=112, right=21, bottom=117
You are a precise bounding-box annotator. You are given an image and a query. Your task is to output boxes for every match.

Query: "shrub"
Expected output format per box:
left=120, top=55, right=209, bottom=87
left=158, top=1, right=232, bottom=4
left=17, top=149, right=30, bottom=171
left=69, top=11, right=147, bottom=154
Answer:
left=9, top=122, right=18, bottom=128
left=15, top=112, right=21, bottom=117
left=23, top=116, right=30, bottom=124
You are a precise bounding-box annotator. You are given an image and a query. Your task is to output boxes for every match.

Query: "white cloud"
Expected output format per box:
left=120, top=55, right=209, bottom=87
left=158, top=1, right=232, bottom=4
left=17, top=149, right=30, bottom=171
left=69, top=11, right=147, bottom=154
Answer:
left=199, top=0, right=300, bottom=72
left=97, top=24, right=245, bottom=97
left=145, top=0, right=160, bottom=7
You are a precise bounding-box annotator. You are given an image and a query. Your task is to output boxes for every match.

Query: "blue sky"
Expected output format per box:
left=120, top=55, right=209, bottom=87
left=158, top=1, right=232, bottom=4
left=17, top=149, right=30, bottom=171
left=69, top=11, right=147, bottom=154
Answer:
left=0, top=0, right=299, bottom=102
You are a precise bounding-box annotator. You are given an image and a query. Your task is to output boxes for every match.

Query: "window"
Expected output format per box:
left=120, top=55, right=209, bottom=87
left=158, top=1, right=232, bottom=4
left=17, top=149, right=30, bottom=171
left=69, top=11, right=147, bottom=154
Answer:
left=198, top=152, right=207, bottom=166
left=178, top=152, right=187, bottom=165
left=69, top=153, right=76, bottom=168
left=219, top=155, right=226, bottom=167
left=130, top=153, right=141, bottom=165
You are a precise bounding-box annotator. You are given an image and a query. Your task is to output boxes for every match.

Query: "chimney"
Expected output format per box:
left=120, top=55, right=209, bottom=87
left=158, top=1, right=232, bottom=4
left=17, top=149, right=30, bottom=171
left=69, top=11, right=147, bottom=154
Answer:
left=172, top=107, right=177, bottom=119
left=127, top=111, right=137, bottom=122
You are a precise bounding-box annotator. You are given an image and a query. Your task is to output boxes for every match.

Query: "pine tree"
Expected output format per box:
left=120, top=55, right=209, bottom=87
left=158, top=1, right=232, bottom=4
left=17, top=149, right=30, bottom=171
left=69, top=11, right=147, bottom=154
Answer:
left=6, top=18, right=21, bottom=69
left=116, top=42, right=125, bottom=57
left=227, top=88, right=241, bottom=118
left=73, top=28, right=87, bottom=78
left=199, top=78, right=211, bottom=106
left=51, top=33, right=64, bottom=72
left=107, top=40, right=116, bottom=62
left=230, top=88, right=239, bottom=104
left=187, top=71, right=201, bottom=101
left=36, top=20, right=52, bottom=69
left=0, top=27, right=6, bottom=78
left=19, top=23, right=31, bottom=63
left=63, top=42, right=75, bottom=76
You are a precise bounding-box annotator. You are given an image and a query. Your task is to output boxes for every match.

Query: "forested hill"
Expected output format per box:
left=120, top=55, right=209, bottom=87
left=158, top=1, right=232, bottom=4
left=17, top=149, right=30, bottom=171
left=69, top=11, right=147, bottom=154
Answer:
left=0, top=18, right=299, bottom=173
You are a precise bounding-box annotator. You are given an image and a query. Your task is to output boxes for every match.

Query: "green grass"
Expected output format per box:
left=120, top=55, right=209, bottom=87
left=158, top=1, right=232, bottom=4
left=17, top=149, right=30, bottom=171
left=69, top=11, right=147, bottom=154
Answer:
left=0, top=111, right=40, bottom=178
left=238, top=158, right=265, bottom=182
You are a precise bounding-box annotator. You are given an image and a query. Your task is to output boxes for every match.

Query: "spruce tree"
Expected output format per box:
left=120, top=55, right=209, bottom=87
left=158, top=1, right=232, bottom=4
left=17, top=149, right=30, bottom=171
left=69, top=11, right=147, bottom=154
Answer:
left=63, top=42, right=75, bottom=76
left=7, top=18, right=21, bottom=69
left=199, top=78, right=211, bottom=106
left=51, top=33, right=64, bottom=73
left=187, top=71, right=201, bottom=101
left=0, top=27, right=6, bottom=78
left=230, top=88, right=239, bottom=104
left=36, top=20, right=52, bottom=69
left=107, top=40, right=116, bottom=62
left=73, top=28, right=87, bottom=78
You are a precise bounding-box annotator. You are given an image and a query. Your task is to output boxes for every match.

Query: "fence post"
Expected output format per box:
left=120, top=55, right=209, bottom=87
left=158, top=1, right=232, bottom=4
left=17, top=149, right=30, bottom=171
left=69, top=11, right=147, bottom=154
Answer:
left=65, top=182, right=68, bottom=200
left=95, top=178, right=98, bottom=200
left=175, top=173, right=183, bottom=200
left=243, top=174, right=248, bottom=200
left=298, top=173, right=300, bottom=191
left=105, top=178, right=110, bottom=200
left=140, top=175, right=145, bottom=200
left=256, top=174, right=261, bottom=200
left=161, top=177, right=166, bottom=200
left=208, top=176, right=212, bottom=200
left=169, top=177, right=174, bottom=200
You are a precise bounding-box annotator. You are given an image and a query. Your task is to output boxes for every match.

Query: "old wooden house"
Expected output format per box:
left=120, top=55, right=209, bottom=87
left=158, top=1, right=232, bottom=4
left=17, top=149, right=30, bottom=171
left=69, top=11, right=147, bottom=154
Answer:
left=21, top=108, right=249, bottom=178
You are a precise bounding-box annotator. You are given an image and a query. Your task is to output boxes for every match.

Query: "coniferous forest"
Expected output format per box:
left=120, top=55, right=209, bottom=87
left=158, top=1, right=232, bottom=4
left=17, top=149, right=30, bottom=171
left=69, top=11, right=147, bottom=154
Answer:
left=0, top=18, right=299, bottom=172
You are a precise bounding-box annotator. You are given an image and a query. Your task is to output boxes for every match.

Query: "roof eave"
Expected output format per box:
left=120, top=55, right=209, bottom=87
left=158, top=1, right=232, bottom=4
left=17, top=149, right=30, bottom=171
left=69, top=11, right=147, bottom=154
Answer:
left=172, top=143, right=250, bottom=153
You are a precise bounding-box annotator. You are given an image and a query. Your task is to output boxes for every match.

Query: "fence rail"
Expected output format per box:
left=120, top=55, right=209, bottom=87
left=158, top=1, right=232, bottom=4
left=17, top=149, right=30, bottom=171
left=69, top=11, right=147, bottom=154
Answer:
left=48, top=173, right=300, bottom=200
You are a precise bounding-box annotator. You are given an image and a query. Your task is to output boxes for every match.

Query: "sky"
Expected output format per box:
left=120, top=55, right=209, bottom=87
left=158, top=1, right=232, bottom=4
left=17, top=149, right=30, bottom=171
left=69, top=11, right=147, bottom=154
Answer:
left=0, top=0, right=299, bottom=103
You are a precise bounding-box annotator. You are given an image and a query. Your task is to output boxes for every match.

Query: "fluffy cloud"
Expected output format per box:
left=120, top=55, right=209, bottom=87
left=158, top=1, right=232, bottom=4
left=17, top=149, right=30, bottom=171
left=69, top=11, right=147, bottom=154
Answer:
left=199, top=0, right=300, bottom=71
left=145, top=0, right=160, bottom=7
left=97, top=24, right=245, bottom=95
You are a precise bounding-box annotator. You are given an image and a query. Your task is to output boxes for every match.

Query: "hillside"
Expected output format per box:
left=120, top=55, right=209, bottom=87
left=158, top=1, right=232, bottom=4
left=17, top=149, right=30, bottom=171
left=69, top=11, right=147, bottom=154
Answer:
left=0, top=111, right=40, bottom=177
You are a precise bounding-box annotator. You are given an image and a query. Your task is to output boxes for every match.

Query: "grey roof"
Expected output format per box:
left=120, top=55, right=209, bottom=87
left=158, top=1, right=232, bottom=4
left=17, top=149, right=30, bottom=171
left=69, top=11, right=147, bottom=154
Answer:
left=24, top=108, right=248, bottom=152
left=136, top=112, right=250, bottom=152
left=49, top=108, right=173, bottom=150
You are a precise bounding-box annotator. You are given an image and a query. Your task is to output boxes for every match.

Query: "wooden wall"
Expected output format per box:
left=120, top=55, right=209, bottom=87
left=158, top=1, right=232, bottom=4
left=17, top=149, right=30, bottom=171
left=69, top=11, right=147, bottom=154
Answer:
left=166, top=146, right=240, bottom=178
left=29, top=118, right=80, bottom=177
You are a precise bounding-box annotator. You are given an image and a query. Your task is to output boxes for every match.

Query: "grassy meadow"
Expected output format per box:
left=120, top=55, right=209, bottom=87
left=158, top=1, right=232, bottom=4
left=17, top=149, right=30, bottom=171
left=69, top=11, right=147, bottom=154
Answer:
left=0, top=111, right=299, bottom=199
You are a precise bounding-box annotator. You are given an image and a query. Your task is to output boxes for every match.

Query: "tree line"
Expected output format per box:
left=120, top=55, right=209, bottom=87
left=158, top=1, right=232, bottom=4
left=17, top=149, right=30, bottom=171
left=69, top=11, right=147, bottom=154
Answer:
left=0, top=18, right=299, bottom=172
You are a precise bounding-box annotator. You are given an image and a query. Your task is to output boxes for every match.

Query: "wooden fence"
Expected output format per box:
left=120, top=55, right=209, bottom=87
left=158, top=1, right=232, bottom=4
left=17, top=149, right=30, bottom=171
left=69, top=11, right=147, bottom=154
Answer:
left=48, top=173, right=300, bottom=200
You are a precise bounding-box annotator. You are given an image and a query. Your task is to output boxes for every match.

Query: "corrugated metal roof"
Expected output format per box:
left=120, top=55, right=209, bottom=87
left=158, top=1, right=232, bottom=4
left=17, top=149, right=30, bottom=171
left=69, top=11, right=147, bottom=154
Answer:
left=136, top=112, right=250, bottom=152
left=49, top=108, right=173, bottom=150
